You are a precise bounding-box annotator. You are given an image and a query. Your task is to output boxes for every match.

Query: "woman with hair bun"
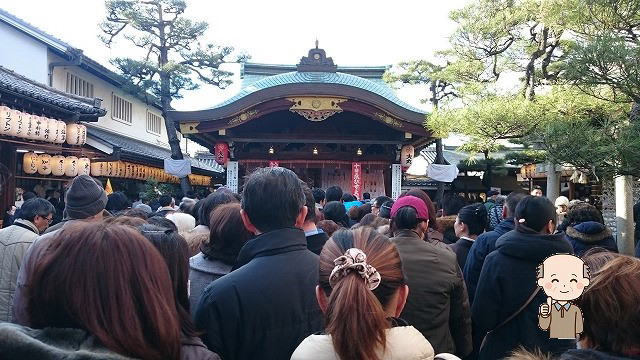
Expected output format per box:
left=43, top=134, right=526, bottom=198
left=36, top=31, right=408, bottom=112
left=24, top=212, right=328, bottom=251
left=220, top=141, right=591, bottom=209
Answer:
left=291, top=226, right=436, bottom=360
left=472, top=196, right=574, bottom=360
left=450, top=204, right=487, bottom=269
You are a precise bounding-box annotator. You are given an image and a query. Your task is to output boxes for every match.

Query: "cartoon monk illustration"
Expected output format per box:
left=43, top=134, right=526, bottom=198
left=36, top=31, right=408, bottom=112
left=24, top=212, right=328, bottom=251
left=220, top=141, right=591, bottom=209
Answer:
left=537, top=254, right=590, bottom=339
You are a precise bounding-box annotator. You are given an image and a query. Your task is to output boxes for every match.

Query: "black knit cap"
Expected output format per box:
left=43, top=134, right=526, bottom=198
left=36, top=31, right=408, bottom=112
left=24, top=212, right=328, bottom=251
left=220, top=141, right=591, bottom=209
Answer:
left=64, top=175, right=108, bottom=219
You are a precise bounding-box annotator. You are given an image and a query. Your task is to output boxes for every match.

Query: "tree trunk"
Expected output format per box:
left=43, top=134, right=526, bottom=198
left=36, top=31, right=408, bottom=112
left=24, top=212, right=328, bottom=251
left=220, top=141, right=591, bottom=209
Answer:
left=546, top=161, right=560, bottom=204
left=435, top=138, right=445, bottom=206
left=157, top=4, right=191, bottom=195
left=615, top=175, right=635, bottom=255
left=482, top=150, right=492, bottom=189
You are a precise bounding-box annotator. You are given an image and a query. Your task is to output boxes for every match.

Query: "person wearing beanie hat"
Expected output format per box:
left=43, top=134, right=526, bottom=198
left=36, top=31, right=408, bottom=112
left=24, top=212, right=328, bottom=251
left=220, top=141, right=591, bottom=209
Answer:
left=389, top=196, right=472, bottom=357
left=554, top=196, right=570, bottom=223
left=42, top=175, right=108, bottom=235
left=12, top=175, right=108, bottom=325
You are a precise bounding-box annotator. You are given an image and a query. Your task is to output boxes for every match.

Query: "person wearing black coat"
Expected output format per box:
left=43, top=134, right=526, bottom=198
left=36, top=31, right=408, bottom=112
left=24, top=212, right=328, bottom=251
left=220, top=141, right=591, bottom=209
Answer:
left=194, top=168, right=323, bottom=360
left=449, top=204, right=487, bottom=270
left=464, top=191, right=527, bottom=304
left=565, top=221, right=617, bottom=256
left=302, top=184, right=329, bottom=255
left=472, top=196, right=575, bottom=360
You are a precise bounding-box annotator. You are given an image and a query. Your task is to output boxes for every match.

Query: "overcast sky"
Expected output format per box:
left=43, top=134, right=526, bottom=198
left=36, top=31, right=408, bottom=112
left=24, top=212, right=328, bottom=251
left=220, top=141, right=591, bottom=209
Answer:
left=0, top=0, right=468, bottom=111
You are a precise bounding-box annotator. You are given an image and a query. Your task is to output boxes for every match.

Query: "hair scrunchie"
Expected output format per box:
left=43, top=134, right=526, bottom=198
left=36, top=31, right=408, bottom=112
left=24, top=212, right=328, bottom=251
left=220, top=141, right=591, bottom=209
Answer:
left=329, top=248, right=381, bottom=291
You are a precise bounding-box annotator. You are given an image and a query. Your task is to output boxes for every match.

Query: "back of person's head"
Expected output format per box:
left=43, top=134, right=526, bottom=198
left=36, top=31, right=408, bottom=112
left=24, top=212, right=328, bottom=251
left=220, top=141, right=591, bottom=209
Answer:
left=242, top=167, right=305, bottom=233
left=137, top=224, right=195, bottom=337
left=198, top=190, right=239, bottom=228
left=514, top=196, right=557, bottom=233
left=325, top=186, right=343, bottom=203
left=22, top=192, right=37, bottom=201
left=117, top=208, right=149, bottom=220
left=373, top=196, right=392, bottom=209
left=158, top=195, right=173, bottom=208
left=390, top=196, right=430, bottom=232
left=147, top=216, right=179, bottom=232
left=358, top=213, right=390, bottom=229
left=27, top=222, right=181, bottom=360
left=342, top=193, right=356, bottom=203
left=191, top=200, right=204, bottom=224
left=442, top=193, right=467, bottom=216
left=18, top=198, right=55, bottom=223
left=106, top=192, right=131, bottom=213
left=363, top=193, right=371, bottom=200
left=348, top=205, right=361, bottom=221
left=323, top=201, right=348, bottom=228
left=64, top=175, right=108, bottom=220
left=317, top=220, right=340, bottom=237
left=179, top=198, right=196, bottom=214
left=457, top=203, right=488, bottom=236
left=582, top=248, right=621, bottom=273
left=303, top=184, right=318, bottom=224
left=404, top=189, right=438, bottom=231
left=134, top=203, right=153, bottom=215
left=312, top=188, right=326, bottom=204
left=202, top=202, right=252, bottom=266
left=106, top=215, right=147, bottom=227
left=566, top=204, right=604, bottom=225
left=319, top=227, right=405, bottom=360
left=165, top=212, right=196, bottom=235
left=379, top=200, right=394, bottom=219
left=505, top=191, right=527, bottom=218
left=578, top=256, right=640, bottom=356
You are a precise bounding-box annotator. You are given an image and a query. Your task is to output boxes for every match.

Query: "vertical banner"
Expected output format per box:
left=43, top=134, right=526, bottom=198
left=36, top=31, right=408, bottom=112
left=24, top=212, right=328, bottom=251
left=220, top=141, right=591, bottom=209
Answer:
left=352, top=162, right=362, bottom=200
left=269, top=160, right=279, bottom=167
left=226, top=161, right=239, bottom=193
left=392, top=164, right=402, bottom=200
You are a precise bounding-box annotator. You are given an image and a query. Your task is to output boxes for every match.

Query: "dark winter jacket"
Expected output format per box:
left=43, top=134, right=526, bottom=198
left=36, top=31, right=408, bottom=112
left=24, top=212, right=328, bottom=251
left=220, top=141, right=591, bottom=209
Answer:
left=306, top=231, right=329, bottom=255
left=449, top=237, right=474, bottom=270
left=472, top=230, right=575, bottom=360
left=188, top=252, right=233, bottom=313
left=391, top=229, right=472, bottom=357
left=565, top=221, right=617, bottom=256
left=561, top=349, right=640, bottom=360
left=194, top=228, right=323, bottom=360
left=463, top=218, right=515, bottom=304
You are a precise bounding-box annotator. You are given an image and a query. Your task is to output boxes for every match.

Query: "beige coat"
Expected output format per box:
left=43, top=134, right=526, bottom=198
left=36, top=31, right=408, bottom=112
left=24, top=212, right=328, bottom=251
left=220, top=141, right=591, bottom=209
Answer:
left=538, top=302, right=583, bottom=339
left=0, top=220, right=39, bottom=322
left=290, top=326, right=435, bottom=360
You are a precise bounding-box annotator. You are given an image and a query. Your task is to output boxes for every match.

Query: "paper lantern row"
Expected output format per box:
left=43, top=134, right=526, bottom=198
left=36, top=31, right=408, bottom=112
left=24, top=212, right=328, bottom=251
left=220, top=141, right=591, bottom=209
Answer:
left=90, top=161, right=181, bottom=184
left=23, top=152, right=90, bottom=177
left=188, top=174, right=212, bottom=186
left=0, top=106, right=87, bottom=145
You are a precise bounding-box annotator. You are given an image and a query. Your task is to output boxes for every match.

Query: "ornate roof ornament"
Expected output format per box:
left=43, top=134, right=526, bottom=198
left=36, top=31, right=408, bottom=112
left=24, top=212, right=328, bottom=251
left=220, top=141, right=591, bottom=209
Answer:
left=296, top=41, right=338, bottom=73
left=287, top=97, right=346, bottom=121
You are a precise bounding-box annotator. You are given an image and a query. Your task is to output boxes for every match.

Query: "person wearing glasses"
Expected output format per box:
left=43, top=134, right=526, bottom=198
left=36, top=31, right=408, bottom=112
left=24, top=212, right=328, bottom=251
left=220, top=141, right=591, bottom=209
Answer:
left=0, top=198, right=55, bottom=322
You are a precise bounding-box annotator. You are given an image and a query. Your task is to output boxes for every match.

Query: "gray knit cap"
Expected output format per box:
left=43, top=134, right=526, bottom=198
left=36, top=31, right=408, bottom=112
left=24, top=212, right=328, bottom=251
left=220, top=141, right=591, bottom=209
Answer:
left=64, top=175, right=108, bottom=219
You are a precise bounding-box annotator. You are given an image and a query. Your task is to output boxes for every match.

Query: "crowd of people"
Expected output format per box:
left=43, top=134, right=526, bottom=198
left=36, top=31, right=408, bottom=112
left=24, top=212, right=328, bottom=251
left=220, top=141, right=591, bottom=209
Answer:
left=0, top=169, right=639, bottom=360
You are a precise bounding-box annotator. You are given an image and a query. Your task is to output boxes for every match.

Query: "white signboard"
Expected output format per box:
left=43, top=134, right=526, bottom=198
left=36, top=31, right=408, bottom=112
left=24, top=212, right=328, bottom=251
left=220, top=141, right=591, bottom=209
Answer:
left=391, top=164, right=402, bottom=200
left=226, top=161, right=239, bottom=193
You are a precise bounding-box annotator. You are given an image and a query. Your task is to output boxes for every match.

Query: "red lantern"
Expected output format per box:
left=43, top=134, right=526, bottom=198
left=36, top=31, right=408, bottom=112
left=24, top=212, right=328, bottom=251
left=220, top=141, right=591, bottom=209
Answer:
left=214, top=142, right=229, bottom=165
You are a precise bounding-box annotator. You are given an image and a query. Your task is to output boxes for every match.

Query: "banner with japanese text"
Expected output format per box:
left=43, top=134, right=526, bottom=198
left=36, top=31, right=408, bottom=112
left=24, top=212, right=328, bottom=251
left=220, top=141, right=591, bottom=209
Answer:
left=352, top=162, right=362, bottom=199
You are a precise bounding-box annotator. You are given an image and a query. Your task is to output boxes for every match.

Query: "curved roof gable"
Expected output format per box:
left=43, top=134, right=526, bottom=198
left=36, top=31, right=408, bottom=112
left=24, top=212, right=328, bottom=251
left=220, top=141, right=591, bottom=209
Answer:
left=208, top=70, right=426, bottom=115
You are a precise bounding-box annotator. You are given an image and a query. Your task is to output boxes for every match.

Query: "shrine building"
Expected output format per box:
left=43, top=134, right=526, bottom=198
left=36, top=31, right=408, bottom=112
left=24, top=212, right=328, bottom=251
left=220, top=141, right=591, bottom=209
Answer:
left=169, top=45, right=433, bottom=198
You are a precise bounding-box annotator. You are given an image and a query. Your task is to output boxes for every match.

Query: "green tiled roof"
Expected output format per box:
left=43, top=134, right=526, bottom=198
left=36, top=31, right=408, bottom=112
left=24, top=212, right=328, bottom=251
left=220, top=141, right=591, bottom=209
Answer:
left=211, top=71, right=426, bottom=115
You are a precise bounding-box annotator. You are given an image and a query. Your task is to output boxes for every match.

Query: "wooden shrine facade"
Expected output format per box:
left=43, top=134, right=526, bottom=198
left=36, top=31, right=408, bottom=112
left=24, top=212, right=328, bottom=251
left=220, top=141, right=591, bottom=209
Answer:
left=169, top=45, right=433, bottom=198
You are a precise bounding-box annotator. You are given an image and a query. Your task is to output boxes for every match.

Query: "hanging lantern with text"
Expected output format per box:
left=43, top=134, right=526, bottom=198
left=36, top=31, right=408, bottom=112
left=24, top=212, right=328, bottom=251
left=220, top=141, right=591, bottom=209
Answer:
left=65, top=156, right=79, bottom=177
left=54, top=120, right=67, bottom=144
left=24, top=114, right=36, bottom=140
left=90, top=161, right=104, bottom=177
left=400, top=145, right=415, bottom=170
left=51, top=155, right=65, bottom=176
left=66, top=124, right=87, bottom=146
left=0, top=106, right=12, bottom=136
left=23, top=152, right=38, bottom=174
left=214, top=142, right=229, bottom=165
left=37, top=154, right=52, bottom=175
left=78, top=157, right=91, bottom=176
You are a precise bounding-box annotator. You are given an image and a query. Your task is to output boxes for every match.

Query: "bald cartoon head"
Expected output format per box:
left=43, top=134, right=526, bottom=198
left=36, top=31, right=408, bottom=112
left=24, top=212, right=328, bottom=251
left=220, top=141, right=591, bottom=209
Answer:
left=537, top=254, right=590, bottom=302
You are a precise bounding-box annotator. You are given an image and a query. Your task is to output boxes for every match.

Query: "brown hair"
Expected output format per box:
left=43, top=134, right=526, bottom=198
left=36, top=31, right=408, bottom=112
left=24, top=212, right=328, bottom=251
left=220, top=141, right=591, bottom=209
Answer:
left=317, top=219, right=340, bottom=237
left=106, top=215, right=148, bottom=227
left=319, top=227, right=405, bottom=360
left=404, top=189, right=439, bottom=231
left=201, top=202, right=252, bottom=265
left=578, top=256, right=640, bottom=356
left=27, top=222, right=181, bottom=360
left=581, top=247, right=621, bottom=273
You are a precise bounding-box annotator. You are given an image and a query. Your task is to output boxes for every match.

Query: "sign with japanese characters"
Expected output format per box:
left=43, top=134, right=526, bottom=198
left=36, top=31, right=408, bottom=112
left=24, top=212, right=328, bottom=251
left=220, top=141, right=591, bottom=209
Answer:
left=352, top=162, right=362, bottom=199
left=226, top=161, right=239, bottom=193
left=392, top=164, right=402, bottom=200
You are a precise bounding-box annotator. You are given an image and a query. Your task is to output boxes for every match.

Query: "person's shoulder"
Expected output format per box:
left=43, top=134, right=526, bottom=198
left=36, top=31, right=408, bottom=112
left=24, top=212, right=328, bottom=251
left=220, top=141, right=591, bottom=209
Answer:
left=290, top=334, right=336, bottom=360
left=181, top=336, right=221, bottom=360
left=385, top=326, right=435, bottom=360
